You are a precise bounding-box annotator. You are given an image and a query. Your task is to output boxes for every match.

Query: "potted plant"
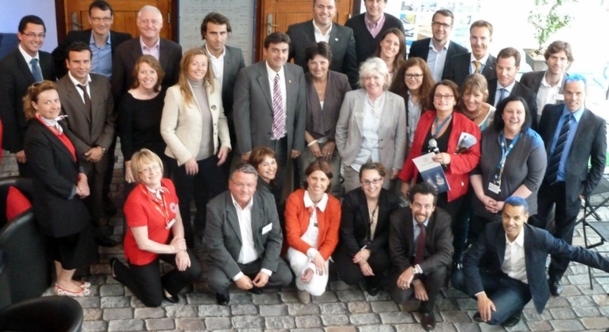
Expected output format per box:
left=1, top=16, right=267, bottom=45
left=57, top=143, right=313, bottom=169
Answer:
left=525, top=0, right=577, bottom=70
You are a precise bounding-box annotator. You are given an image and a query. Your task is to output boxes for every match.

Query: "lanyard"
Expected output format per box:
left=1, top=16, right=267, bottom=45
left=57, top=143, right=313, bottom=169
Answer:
left=493, top=132, right=520, bottom=185
left=432, top=114, right=452, bottom=138
left=140, top=184, right=171, bottom=227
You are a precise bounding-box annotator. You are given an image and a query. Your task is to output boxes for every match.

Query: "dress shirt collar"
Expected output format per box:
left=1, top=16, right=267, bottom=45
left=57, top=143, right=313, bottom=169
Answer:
left=428, top=38, right=450, bottom=52
left=18, top=44, right=38, bottom=63
left=561, top=105, right=585, bottom=122
left=68, top=71, right=92, bottom=87
left=265, top=60, right=285, bottom=76
left=497, top=80, right=516, bottom=92
left=470, top=52, right=490, bottom=66
left=412, top=218, right=429, bottom=228
left=541, top=72, right=564, bottom=88
left=505, top=226, right=525, bottom=247
left=140, top=37, right=160, bottom=51
left=89, top=32, right=111, bottom=46
left=205, top=43, right=225, bottom=60
left=231, top=194, right=254, bottom=211
left=303, top=190, right=328, bottom=212
left=312, top=20, right=333, bottom=39
left=365, top=13, right=385, bottom=29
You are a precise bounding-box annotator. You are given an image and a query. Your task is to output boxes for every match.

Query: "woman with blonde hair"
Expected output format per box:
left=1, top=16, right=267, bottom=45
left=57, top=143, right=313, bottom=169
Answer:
left=458, top=73, right=495, bottom=130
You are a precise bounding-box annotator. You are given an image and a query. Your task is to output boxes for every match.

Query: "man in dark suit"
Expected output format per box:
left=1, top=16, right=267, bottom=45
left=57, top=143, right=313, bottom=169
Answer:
left=57, top=42, right=116, bottom=247
left=486, top=47, right=539, bottom=129
left=52, top=0, right=132, bottom=79
left=389, top=182, right=453, bottom=331
left=0, top=15, right=55, bottom=177
left=408, top=9, right=468, bottom=82
left=345, top=0, right=404, bottom=66
left=287, top=0, right=358, bottom=88
left=234, top=32, right=306, bottom=195
left=452, top=196, right=609, bottom=327
left=520, top=40, right=573, bottom=115
left=445, top=20, right=496, bottom=88
left=531, top=74, right=606, bottom=296
left=204, top=163, right=293, bottom=305
left=201, top=12, right=245, bottom=175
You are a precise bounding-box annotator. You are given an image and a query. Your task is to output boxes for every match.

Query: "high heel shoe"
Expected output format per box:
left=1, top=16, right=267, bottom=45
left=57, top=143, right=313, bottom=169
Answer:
left=54, top=283, right=91, bottom=297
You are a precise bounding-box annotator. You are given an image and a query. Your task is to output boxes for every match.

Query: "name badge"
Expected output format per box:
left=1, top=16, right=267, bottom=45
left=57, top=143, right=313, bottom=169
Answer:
left=555, top=94, right=564, bottom=101
left=166, top=218, right=176, bottom=229
left=262, top=223, right=273, bottom=235
left=488, top=182, right=501, bottom=194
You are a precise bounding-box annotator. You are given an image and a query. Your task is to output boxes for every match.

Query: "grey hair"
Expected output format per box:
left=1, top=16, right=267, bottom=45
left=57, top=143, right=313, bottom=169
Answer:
left=230, top=163, right=259, bottom=180
left=137, top=5, right=162, bottom=21
left=358, top=57, right=390, bottom=89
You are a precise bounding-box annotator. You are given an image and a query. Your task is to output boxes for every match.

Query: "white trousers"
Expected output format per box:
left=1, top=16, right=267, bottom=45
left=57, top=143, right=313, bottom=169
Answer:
left=286, top=247, right=329, bottom=296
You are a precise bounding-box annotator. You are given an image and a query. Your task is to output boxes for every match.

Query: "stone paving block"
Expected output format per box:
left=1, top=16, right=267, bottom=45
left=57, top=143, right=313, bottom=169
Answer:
left=593, top=294, right=609, bottom=306
left=82, top=320, right=107, bottom=332
left=101, top=296, right=130, bottom=308
left=545, top=296, right=571, bottom=308
left=600, top=305, right=609, bottom=316
left=319, top=302, right=348, bottom=314
left=287, top=303, right=321, bottom=315
left=522, top=308, right=552, bottom=321
left=335, top=290, right=366, bottom=302
left=582, top=317, right=609, bottom=329
left=230, top=292, right=254, bottom=304
left=440, top=310, right=471, bottom=323
left=430, top=322, right=459, bottom=331
left=295, top=315, right=322, bottom=328
left=379, top=311, right=415, bottom=324
left=165, top=304, right=198, bottom=318
left=320, top=314, right=349, bottom=326
left=279, top=291, right=300, bottom=303
left=573, top=306, right=601, bottom=317
left=397, top=300, right=421, bottom=312
left=231, top=304, right=259, bottom=315
left=328, top=280, right=359, bottom=291
left=567, top=274, right=592, bottom=286
left=251, top=293, right=281, bottom=305
left=435, top=298, right=460, bottom=311
left=478, top=323, right=507, bottom=331
left=134, top=307, right=165, bottom=319
left=259, top=304, right=288, bottom=316
left=358, top=324, right=395, bottom=332
left=347, top=301, right=371, bottom=313
left=566, top=294, right=597, bottom=307
left=108, top=319, right=145, bottom=331
left=176, top=317, right=207, bottom=330
left=231, top=315, right=265, bottom=328
left=83, top=308, right=103, bottom=321
left=526, top=320, right=553, bottom=331
left=145, top=318, right=175, bottom=330
left=454, top=298, right=478, bottom=310
left=291, top=329, right=323, bottom=332
left=265, top=316, right=296, bottom=329
left=312, top=291, right=339, bottom=303
left=103, top=308, right=133, bottom=320
left=198, top=304, right=231, bottom=317
left=549, top=319, right=585, bottom=331
left=370, top=300, right=399, bottom=313
left=348, top=312, right=380, bottom=325
left=76, top=296, right=101, bottom=309
left=186, top=292, right=217, bottom=304
left=363, top=290, right=392, bottom=301
left=323, top=326, right=356, bottom=332
left=99, top=284, right=125, bottom=296
left=205, top=316, right=231, bottom=330
left=549, top=307, right=577, bottom=319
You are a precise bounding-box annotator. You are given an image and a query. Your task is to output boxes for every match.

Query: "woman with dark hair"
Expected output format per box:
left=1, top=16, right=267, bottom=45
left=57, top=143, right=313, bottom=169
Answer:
left=249, top=146, right=281, bottom=207
left=468, top=96, right=546, bottom=241
left=300, top=42, right=351, bottom=197
left=284, top=159, right=341, bottom=304
left=334, top=162, right=401, bottom=296
left=389, top=57, right=436, bottom=150
left=458, top=73, right=495, bottom=130
left=23, top=80, right=98, bottom=297
left=118, top=55, right=168, bottom=185
left=373, top=28, right=406, bottom=82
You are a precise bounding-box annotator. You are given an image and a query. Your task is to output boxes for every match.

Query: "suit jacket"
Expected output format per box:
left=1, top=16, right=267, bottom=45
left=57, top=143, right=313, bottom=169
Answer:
left=56, top=73, right=115, bottom=174
left=160, top=79, right=231, bottom=166
left=335, top=89, right=407, bottom=170
left=204, top=190, right=284, bottom=279
left=233, top=61, right=307, bottom=154
left=487, top=79, right=539, bottom=129
left=338, top=187, right=401, bottom=257
left=51, top=29, right=132, bottom=78
left=218, top=45, right=245, bottom=121
left=23, top=120, right=90, bottom=237
left=389, top=206, right=453, bottom=274
left=287, top=20, right=358, bottom=88
left=408, top=38, right=468, bottom=80
left=397, top=111, right=482, bottom=202
left=464, top=222, right=609, bottom=313
left=305, top=70, right=351, bottom=140
left=0, top=48, right=56, bottom=152
left=445, top=52, right=497, bottom=88
left=111, top=38, right=182, bottom=101
left=345, top=13, right=404, bottom=65
left=520, top=70, right=569, bottom=107
left=537, top=104, right=606, bottom=207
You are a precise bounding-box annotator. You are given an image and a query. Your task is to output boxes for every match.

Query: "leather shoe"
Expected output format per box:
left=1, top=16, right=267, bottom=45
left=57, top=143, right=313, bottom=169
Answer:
left=366, top=283, right=381, bottom=296
left=215, top=292, right=230, bottom=305
left=419, top=311, right=436, bottom=331
left=472, top=312, right=484, bottom=323
left=549, top=280, right=563, bottom=296
left=163, top=292, right=179, bottom=304
left=95, top=234, right=118, bottom=247
left=248, top=287, right=263, bottom=294
left=502, top=313, right=521, bottom=327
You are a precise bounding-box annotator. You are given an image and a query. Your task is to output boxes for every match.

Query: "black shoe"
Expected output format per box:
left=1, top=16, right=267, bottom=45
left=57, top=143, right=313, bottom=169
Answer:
left=109, top=257, right=118, bottom=278
left=248, top=287, right=263, bottom=294
left=472, top=312, right=484, bottom=323
left=366, top=283, right=381, bottom=296
left=216, top=292, right=230, bottom=305
left=549, top=280, right=563, bottom=296
left=420, top=311, right=436, bottom=331
left=502, top=313, right=521, bottom=327
left=163, top=291, right=180, bottom=304
left=95, top=234, right=118, bottom=247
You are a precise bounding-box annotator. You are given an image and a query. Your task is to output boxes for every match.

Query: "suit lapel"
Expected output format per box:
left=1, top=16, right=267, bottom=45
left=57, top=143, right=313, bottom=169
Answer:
left=15, top=52, right=36, bottom=82
left=224, top=194, right=243, bottom=245
left=36, top=121, right=77, bottom=165
left=222, top=47, right=234, bottom=92
left=496, top=227, right=507, bottom=266
left=568, top=109, right=592, bottom=156
left=284, top=66, right=297, bottom=115
left=544, top=107, right=561, bottom=152
left=256, top=63, right=273, bottom=111
left=63, top=77, right=92, bottom=124
left=328, top=23, right=340, bottom=47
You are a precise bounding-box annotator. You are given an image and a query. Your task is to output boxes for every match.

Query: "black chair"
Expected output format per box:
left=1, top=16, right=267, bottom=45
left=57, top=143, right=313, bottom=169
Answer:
left=0, top=296, right=83, bottom=332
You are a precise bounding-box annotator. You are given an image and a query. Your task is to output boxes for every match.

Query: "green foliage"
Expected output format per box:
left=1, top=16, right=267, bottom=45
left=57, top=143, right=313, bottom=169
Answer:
left=528, top=0, right=578, bottom=51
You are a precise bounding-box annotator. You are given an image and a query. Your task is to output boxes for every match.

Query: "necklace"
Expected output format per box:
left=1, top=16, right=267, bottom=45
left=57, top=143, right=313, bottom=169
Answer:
left=466, top=108, right=481, bottom=120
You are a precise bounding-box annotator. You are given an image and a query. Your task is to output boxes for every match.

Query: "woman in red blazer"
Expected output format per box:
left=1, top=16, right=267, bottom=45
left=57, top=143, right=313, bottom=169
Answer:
left=285, top=159, right=341, bottom=304
left=398, top=80, right=481, bottom=220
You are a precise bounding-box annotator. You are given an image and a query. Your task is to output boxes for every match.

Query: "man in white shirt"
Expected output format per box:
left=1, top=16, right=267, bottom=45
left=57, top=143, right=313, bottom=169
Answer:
left=204, top=163, right=292, bottom=305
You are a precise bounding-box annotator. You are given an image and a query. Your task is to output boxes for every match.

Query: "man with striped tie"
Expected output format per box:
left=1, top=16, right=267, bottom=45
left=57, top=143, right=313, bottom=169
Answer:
left=531, top=74, right=606, bottom=296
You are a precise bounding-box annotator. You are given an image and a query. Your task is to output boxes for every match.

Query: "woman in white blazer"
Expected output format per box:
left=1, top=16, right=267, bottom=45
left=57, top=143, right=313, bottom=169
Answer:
left=335, top=57, right=407, bottom=192
left=161, top=47, right=231, bottom=248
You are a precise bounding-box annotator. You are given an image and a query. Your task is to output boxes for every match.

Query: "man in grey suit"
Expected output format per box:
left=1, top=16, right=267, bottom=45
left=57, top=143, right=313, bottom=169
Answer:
left=201, top=12, right=246, bottom=175
left=57, top=42, right=116, bottom=247
left=234, top=32, right=306, bottom=195
left=204, top=163, right=293, bottom=305
left=287, top=0, right=358, bottom=88
left=520, top=40, right=573, bottom=115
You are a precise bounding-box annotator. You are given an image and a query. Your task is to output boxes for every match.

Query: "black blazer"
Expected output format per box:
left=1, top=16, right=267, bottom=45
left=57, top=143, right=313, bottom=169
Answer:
left=445, top=52, right=497, bottom=88
left=389, top=206, right=453, bottom=273
left=23, top=120, right=90, bottom=238
left=487, top=79, right=539, bottom=129
left=51, top=29, right=132, bottom=78
left=304, top=70, right=351, bottom=140
left=408, top=38, right=468, bottom=80
left=0, top=49, right=56, bottom=152
left=537, top=104, right=606, bottom=207
left=464, top=221, right=609, bottom=313
left=345, top=13, right=405, bottom=66
left=287, top=20, right=358, bottom=88
left=338, top=187, right=401, bottom=257
left=111, top=38, right=182, bottom=101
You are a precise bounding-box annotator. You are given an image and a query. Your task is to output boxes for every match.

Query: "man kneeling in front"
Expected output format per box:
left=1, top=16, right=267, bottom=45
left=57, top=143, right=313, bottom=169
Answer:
left=452, top=196, right=609, bottom=327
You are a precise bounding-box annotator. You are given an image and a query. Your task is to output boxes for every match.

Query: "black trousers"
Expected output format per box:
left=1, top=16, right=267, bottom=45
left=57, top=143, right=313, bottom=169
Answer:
left=333, top=245, right=391, bottom=288
left=206, top=258, right=293, bottom=295
left=390, top=265, right=448, bottom=312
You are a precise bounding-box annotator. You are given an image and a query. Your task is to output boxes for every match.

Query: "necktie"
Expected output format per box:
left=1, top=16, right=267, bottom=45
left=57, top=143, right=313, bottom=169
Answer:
left=414, top=223, right=426, bottom=265
left=30, top=58, right=43, bottom=82
left=473, top=60, right=482, bottom=74
left=498, top=88, right=509, bottom=104
left=271, top=73, right=285, bottom=139
left=77, top=84, right=92, bottom=115
left=546, top=114, right=572, bottom=182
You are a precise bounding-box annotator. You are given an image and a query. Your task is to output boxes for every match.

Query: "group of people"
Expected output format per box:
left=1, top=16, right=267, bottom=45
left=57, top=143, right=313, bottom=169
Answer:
left=1, top=0, right=609, bottom=331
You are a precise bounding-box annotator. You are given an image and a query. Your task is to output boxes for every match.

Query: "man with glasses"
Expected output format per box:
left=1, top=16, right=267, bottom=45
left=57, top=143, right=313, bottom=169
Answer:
left=408, top=9, right=468, bottom=82
left=52, top=0, right=132, bottom=79
left=204, top=163, right=292, bottom=305
left=0, top=15, right=56, bottom=177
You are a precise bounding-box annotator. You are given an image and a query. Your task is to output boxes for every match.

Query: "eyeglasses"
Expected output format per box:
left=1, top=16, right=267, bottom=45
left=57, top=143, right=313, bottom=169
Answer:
left=90, top=17, right=113, bottom=23
left=22, top=32, right=45, bottom=39
left=405, top=73, right=423, bottom=80
left=139, top=164, right=161, bottom=174
left=434, top=94, right=454, bottom=100
left=432, top=22, right=452, bottom=29
left=230, top=179, right=256, bottom=190
left=361, top=177, right=382, bottom=186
